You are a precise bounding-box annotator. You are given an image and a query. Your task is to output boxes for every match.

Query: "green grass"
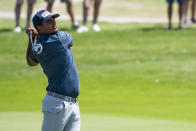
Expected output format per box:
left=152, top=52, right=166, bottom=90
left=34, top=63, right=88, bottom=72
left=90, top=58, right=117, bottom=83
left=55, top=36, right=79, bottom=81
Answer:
left=0, top=18, right=196, bottom=130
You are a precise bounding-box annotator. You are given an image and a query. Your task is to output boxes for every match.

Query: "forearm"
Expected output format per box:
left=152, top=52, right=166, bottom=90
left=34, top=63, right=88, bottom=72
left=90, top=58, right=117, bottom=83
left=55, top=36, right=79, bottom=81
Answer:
left=26, top=38, right=38, bottom=66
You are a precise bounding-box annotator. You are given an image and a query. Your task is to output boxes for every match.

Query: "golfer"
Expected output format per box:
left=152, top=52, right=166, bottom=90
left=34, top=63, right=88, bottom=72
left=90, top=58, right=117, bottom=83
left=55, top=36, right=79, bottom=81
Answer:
left=26, top=10, right=80, bottom=131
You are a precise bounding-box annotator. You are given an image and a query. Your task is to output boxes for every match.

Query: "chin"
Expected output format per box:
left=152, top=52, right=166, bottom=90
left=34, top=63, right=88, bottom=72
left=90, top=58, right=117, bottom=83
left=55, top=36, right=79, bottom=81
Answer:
left=50, top=30, right=58, bottom=34
left=53, top=28, right=58, bottom=33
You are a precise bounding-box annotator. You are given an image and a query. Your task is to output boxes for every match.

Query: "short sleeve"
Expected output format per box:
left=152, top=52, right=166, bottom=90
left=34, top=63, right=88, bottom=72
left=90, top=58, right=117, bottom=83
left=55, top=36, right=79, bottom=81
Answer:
left=29, top=50, right=39, bottom=63
left=66, top=33, right=73, bottom=48
left=60, top=31, right=73, bottom=48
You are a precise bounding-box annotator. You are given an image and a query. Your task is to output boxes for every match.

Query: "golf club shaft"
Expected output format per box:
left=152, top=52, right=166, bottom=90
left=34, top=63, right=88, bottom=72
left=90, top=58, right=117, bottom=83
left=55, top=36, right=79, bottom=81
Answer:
left=29, top=31, right=34, bottom=46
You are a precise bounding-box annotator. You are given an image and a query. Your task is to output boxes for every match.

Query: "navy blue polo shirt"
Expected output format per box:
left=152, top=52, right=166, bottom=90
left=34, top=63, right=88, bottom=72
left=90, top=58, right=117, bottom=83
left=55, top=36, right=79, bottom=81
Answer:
left=30, top=31, right=80, bottom=98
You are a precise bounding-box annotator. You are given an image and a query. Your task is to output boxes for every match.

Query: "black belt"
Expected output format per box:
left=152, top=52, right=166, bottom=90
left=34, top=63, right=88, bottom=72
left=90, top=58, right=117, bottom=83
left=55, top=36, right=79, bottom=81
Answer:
left=47, top=91, right=78, bottom=103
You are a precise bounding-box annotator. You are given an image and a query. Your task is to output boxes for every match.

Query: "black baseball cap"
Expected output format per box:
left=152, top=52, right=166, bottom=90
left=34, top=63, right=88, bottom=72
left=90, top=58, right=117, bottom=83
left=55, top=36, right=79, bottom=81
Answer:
left=32, top=10, right=59, bottom=28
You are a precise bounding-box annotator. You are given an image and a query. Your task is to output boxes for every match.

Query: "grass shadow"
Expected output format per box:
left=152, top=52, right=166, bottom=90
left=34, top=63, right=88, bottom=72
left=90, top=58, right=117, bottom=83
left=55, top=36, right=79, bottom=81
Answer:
left=141, top=27, right=168, bottom=32
left=0, top=28, right=13, bottom=33
left=141, top=26, right=196, bottom=32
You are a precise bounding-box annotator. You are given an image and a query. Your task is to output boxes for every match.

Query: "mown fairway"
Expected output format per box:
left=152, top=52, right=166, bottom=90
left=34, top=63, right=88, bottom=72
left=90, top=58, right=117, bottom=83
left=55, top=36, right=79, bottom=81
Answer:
left=0, top=19, right=196, bottom=130
left=1, top=112, right=196, bottom=131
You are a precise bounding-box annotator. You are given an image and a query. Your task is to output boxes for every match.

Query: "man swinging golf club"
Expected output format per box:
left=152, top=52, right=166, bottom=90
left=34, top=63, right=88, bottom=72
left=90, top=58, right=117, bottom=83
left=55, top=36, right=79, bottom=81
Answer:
left=26, top=10, right=80, bottom=131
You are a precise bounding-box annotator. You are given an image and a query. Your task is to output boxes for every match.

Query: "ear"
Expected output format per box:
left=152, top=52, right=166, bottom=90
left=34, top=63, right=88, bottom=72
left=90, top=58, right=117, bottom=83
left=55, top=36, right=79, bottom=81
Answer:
left=36, top=26, right=41, bottom=33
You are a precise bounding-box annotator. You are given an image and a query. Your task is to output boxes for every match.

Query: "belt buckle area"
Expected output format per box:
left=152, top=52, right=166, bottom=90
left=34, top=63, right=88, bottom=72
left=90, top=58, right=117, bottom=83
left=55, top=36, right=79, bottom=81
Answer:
left=52, top=92, right=56, bottom=97
left=65, top=97, right=71, bottom=102
left=68, top=97, right=72, bottom=101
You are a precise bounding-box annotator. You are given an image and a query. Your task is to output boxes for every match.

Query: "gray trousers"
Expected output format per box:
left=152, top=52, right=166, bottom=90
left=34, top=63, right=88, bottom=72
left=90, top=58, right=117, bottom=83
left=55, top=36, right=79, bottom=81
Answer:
left=41, top=94, right=80, bottom=131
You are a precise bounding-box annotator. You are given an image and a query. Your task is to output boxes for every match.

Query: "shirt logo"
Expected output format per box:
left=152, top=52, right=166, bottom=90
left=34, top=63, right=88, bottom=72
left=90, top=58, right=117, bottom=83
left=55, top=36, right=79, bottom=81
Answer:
left=33, top=42, right=43, bottom=54
left=41, top=11, right=51, bottom=18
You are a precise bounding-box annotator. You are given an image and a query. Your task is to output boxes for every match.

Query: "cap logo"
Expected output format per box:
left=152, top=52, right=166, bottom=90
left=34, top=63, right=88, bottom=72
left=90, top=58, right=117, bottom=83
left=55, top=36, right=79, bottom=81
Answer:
left=41, top=11, right=51, bottom=17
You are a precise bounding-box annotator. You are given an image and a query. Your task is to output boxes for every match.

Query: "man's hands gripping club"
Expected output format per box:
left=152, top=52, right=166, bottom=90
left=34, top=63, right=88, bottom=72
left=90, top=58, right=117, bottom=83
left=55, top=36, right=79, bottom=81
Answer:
left=26, top=26, right=39, bottom=37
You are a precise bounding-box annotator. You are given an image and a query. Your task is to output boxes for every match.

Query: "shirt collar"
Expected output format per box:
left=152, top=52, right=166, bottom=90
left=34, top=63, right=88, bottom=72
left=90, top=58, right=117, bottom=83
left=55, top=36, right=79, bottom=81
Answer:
left=37, top=32, right=58, bottom=42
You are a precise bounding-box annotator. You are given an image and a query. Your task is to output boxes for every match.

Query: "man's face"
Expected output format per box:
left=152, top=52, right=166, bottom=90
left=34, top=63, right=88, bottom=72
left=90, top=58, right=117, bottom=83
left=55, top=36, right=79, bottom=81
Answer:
left=38, top=17, right=58, bottom=35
